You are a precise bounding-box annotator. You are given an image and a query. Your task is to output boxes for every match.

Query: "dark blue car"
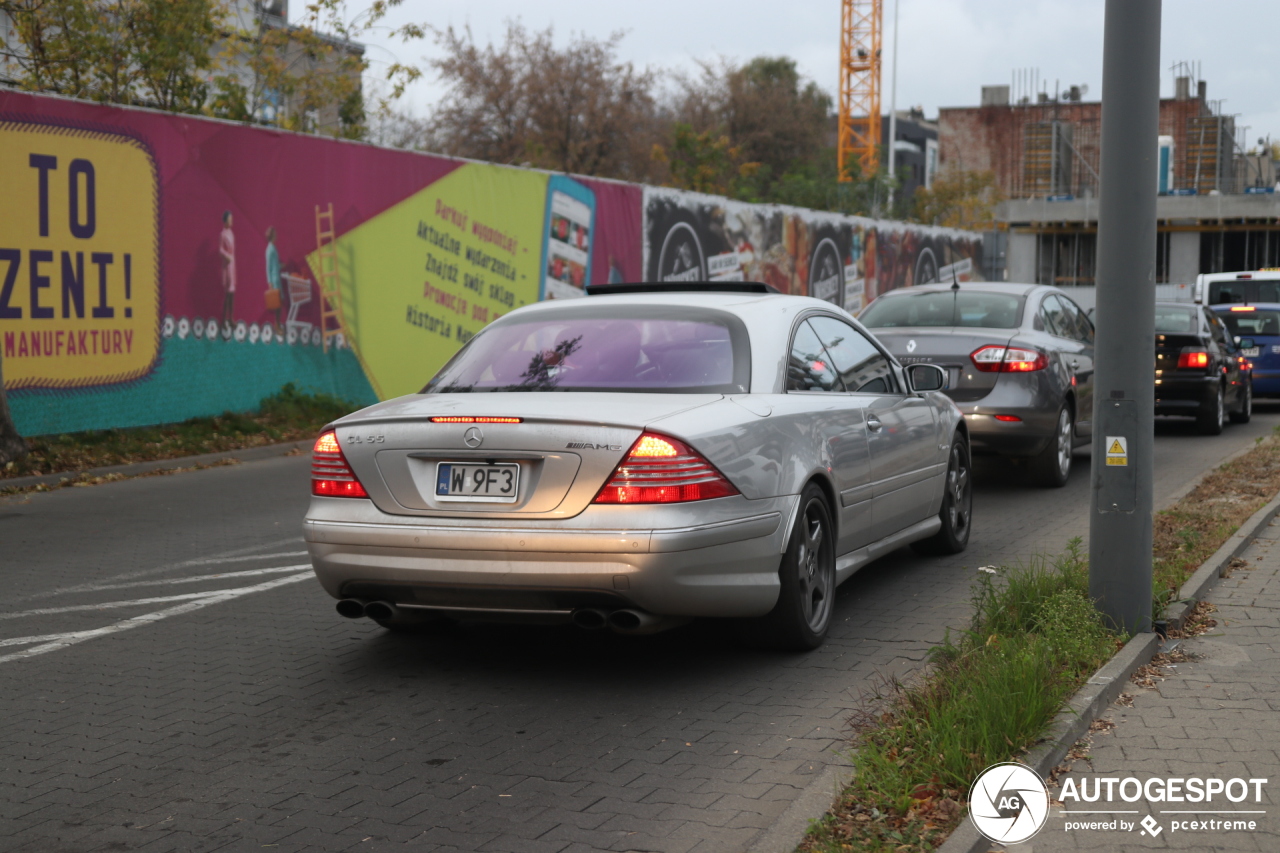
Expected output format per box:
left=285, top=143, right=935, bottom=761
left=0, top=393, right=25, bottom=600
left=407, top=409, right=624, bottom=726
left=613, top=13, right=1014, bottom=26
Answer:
left=1214, top=304, right=1280, bottom=398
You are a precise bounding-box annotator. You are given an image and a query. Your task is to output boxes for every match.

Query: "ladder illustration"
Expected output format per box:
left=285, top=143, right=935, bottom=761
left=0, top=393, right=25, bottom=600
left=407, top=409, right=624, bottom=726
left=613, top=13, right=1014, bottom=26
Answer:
left=315, top=203, right=343, bottom=353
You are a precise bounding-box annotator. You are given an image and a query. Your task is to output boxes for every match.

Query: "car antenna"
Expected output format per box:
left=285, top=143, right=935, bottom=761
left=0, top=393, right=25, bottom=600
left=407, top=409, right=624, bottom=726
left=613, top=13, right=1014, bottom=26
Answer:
left=950, top=266, right=960, bottom=291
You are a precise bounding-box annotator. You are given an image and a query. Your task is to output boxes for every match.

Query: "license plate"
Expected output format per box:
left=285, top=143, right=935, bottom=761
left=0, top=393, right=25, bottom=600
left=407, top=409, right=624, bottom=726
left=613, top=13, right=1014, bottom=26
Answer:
left=435, top=462, right=520, bottom=503
left=1243, top=347, right=1260, bottom=357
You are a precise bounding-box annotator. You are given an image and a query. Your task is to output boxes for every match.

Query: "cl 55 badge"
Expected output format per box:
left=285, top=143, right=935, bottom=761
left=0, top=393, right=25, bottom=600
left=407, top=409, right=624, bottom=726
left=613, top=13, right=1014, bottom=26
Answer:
left=566, top=442, right=623, bottom=451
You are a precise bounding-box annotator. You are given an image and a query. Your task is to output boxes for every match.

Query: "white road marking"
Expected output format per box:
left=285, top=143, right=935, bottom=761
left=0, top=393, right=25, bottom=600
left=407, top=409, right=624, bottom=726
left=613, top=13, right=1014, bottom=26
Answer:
left=0, top=572, right=313, bottom=665
left=22, top=541, right=306, bottom=601
left=57, top=563, right=312, bottom=595
left=0, top=580, right=313, bottom=621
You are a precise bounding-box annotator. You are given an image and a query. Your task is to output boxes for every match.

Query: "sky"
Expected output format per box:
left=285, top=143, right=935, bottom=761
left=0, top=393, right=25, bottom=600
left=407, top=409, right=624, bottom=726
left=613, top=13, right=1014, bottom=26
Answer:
left=354, top=0, right=1280, bottom=148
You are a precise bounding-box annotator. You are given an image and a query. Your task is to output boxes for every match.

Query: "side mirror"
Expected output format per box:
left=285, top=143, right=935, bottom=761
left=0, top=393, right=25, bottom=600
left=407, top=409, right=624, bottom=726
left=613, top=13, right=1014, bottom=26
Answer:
left=1239, top=337, right=1256, bottom=350
left=906, top=363, right=948, bottom=393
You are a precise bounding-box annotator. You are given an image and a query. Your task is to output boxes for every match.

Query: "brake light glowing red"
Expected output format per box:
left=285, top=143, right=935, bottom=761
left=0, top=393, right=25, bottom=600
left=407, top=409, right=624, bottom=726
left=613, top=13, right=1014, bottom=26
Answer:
left=429, top=416, right=523, bottom=423
left=311, top=431, right=368, bottom=498
left=1178, top=351, right=1210, bottom=369
left=970, top=345, right=1048, bottom=373
left=994, top=414, right=1022, bottom=422
left=1229, top=306, right=1256, bottom=312
left=593, top=432, right=739, bottom=504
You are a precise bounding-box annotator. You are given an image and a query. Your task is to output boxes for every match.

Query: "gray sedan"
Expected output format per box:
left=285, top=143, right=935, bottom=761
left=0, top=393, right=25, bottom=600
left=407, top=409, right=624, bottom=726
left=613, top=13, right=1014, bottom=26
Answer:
left=304, top=283, right=970, bottom=650
left=859, top=282, right=1094, bottom=487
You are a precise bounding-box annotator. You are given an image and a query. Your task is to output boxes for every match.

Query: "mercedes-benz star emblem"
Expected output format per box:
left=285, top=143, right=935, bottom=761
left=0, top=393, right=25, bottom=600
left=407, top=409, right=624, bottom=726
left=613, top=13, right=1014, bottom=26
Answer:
left=463, top=427, right=484, bottom=448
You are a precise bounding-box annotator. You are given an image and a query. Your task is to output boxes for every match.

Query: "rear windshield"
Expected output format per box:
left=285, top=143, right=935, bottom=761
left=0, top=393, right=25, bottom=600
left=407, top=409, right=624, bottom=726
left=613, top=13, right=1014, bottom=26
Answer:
left=1208, top=279, right=1280, bottom=305
left=1219, top=308, right=1280, bottom=337
left=1154, top=306, right=1199, bottom=334
left=423, top=305, right=750, bottom=393
left=859, top=291, right=1023, bottom=329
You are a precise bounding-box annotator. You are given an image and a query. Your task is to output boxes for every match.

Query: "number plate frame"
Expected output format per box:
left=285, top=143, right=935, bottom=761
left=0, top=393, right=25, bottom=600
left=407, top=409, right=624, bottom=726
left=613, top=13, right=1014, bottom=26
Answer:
left=1243, top=347, right=1261, bottom=357
left=434, top=462, right=521, bottom=503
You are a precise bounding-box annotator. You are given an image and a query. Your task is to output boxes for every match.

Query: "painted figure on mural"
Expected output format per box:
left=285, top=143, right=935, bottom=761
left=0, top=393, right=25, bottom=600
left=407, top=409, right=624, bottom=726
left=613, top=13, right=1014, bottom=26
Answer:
left=220, top=211, right=236, bottom=333
left=264, top=226, right=283, bottom=334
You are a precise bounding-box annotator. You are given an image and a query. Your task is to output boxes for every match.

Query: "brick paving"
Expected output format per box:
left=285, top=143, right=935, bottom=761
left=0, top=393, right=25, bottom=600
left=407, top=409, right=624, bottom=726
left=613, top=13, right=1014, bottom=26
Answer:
left=1022, top=515, right=1280, bottom=852
left=1, top=412, right=1278, bottom=853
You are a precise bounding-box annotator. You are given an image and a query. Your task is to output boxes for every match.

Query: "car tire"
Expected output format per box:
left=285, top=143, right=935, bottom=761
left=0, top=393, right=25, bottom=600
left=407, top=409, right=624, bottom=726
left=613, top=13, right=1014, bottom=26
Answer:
left=746, top=484, right=836, bottom=651
left=912, top=432, right=972, bottom=556
left=1030, top=404, right=1073, bottom=488
left=1197, top=383, right=1226, bottom=435
left=1229, top=379, right=1253, bottom=424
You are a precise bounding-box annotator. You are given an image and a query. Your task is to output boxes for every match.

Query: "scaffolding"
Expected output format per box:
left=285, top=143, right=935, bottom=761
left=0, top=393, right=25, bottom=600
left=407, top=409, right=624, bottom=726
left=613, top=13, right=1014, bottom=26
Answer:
left=837, top=0, right=882, bottom=182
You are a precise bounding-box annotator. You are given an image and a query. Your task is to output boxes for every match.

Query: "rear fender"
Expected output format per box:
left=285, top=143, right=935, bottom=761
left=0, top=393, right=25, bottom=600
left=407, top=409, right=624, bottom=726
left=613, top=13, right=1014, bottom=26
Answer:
left=779, top=472, right=838, bottom=554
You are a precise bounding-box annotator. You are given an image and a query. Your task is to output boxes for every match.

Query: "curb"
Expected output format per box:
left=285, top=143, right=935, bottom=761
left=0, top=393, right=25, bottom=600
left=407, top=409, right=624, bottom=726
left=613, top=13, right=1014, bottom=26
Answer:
left=746, top=757, right=852, bottom=853
left=0, top=440, right=311, bottom=491
left=1162, top=490, right=1280, bottom=630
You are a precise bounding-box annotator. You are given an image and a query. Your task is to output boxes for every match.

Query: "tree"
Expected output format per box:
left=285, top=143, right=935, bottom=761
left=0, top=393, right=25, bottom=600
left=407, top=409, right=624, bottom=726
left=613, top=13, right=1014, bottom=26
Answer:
left=651, top=123, right=759, bottom=196
left=426, top=22, right=664, bottom=182
left=912, top=169, right=1004, bottom=230
left=669, top=57, right=831, bottom=197
left=0, top=0, right=220, bottom=112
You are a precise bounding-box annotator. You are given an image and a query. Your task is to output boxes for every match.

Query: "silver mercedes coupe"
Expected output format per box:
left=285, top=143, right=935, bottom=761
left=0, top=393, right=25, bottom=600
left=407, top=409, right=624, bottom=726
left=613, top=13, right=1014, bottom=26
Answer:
left=304, top=282, right=971, bottom=650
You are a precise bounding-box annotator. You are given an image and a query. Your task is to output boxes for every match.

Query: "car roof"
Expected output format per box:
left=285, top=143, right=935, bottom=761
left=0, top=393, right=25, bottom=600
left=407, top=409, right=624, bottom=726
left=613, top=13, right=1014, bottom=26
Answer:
left=504, top=290, right=849, bottom=322
left=870, top=281, right=1045, bottom=297
left=1210, top=302, right=1280, bottom=309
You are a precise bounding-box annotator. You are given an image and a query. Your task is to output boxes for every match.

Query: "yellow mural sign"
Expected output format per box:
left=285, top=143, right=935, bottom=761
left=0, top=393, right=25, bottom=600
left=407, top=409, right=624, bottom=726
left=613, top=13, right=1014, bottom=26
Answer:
left=0, top=123, right=160, bottom=388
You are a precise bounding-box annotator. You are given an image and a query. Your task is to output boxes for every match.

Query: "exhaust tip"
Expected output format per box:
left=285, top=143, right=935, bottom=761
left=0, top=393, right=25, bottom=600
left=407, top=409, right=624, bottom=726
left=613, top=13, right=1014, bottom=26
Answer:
left=336, top=599, right=365, bottom=619
left=571, top=608, right=608, bottom=630
left=607, top=610, right=642, bottom=631
left=364, top=601, right=396, bottom=621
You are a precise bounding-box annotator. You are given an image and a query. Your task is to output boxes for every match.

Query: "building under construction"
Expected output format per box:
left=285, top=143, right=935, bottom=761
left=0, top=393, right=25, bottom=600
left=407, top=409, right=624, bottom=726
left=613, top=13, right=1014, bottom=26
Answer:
left=938, top=73, right=1280, bottom=288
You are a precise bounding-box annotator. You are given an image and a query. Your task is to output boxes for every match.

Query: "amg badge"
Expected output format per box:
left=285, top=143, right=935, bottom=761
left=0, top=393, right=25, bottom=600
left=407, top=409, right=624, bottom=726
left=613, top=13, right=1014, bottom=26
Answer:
left=566, top=441, right=623, bottom=451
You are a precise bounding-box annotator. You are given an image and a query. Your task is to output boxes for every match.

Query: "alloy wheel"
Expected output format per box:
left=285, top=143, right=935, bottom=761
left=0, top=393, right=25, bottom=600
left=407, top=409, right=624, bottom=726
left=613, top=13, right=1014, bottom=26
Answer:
left=947, top=441, right=972, bottom=539
left=1056, top=408, right=1072, bottom=479
left=795, top=501, right=833, bottom=634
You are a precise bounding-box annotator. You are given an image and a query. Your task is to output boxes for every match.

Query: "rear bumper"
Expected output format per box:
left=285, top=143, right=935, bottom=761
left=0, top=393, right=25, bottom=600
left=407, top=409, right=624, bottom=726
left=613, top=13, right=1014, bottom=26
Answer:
left=1154, top=375, right=1218, bottom=413
left=951, top=373, right=1064, bottom=457
left=304, top=494, right=795, bottom=618
left=1251, top=370, right=1280, bottom=396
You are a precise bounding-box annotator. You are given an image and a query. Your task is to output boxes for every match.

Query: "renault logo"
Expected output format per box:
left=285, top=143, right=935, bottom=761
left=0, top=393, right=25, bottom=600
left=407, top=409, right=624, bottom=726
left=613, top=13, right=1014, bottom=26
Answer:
left=463, top=427, right=484, bottom=448
left=907, top=339, right=917, bottom=353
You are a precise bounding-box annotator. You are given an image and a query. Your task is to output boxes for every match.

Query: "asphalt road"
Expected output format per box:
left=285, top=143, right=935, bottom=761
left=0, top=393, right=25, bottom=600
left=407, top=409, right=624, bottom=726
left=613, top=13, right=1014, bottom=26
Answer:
left=3, top=407, right=1279, bottom=853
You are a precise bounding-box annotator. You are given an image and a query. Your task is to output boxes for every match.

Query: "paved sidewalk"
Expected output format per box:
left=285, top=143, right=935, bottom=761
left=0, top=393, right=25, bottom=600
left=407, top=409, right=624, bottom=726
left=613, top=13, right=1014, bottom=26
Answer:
left=1027, top=517, right=1280, bottom=852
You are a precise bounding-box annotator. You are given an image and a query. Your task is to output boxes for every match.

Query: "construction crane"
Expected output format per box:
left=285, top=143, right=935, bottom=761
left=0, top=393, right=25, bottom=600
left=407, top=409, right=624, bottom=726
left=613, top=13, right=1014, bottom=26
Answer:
left=837, top=0, right=883, bottom=182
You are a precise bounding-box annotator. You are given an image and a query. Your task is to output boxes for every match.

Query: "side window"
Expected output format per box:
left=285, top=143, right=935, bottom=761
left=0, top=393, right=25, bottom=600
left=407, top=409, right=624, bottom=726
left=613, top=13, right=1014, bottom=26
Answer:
left=1042, top=295, right=1076, bottom=340
left=786, top=321, right=842, bottom=392
left=1207, top=311, right=1232, bottom=350
left=1060, top=297, right=1093, bottom=344
left=808, top=315, right=897, bottom=394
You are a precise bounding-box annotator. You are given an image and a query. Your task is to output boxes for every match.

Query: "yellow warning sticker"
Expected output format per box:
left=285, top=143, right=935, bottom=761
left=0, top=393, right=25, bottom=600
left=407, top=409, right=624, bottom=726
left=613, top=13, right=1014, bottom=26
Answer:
left=1105, top=435, right=1128, bottom=466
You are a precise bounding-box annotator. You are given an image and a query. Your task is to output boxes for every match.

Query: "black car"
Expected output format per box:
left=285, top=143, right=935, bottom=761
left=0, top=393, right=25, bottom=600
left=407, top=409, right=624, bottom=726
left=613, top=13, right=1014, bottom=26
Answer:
left=1154, top=302, right=1252, bottom=434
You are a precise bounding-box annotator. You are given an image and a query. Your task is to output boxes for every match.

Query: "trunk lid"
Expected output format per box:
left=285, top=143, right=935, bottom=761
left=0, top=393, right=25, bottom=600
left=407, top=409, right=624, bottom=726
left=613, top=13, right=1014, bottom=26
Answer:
left=335, top=393, right=721, bottom=518
left=1155, top=333, right=1206, bottom=377
left=870, top=328, right=1017, bottom=402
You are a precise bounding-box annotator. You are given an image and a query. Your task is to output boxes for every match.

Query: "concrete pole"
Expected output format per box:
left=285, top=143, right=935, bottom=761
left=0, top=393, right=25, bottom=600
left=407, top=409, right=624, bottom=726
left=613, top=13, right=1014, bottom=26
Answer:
left=886, top=0, right=900, bottom=210
left=1089, top=0, right=1161, bottom=634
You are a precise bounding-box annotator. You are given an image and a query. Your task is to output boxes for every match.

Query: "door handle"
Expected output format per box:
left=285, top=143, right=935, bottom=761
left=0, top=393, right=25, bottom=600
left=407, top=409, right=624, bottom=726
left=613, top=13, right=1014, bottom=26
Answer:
left=866, top=416, right=883, bottom=432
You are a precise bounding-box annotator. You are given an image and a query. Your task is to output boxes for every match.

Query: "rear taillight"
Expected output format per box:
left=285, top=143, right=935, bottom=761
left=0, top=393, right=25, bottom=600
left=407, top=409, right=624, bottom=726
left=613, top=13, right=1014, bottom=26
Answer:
left=593, top=432, right=739, bottom=504
left=1178, top=350, right=1210, bottom=369
left=311, top=431, right=368, bottom=498
left=970, top=345, right=1048, bottom=373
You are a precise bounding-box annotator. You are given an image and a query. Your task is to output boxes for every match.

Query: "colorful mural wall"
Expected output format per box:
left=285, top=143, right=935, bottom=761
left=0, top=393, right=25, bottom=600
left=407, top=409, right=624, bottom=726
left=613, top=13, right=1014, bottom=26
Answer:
left=0, top=91, right=979, bottom=437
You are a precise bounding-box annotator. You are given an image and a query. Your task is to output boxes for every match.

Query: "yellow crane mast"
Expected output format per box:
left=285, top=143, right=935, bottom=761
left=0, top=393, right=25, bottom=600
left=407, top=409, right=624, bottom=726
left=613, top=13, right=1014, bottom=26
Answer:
left=838, top=0, right=883, bottom=182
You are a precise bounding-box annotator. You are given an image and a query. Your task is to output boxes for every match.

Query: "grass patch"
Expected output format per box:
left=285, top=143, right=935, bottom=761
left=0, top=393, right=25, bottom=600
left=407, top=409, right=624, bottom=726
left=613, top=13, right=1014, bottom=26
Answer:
left=800, top=543, right=1121, bottom=853
left=802, top=429, right=1280, bottom=851
left=1152, top=426, right=1280, bottom=610
left=1, top=383, right=357, bottom=481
